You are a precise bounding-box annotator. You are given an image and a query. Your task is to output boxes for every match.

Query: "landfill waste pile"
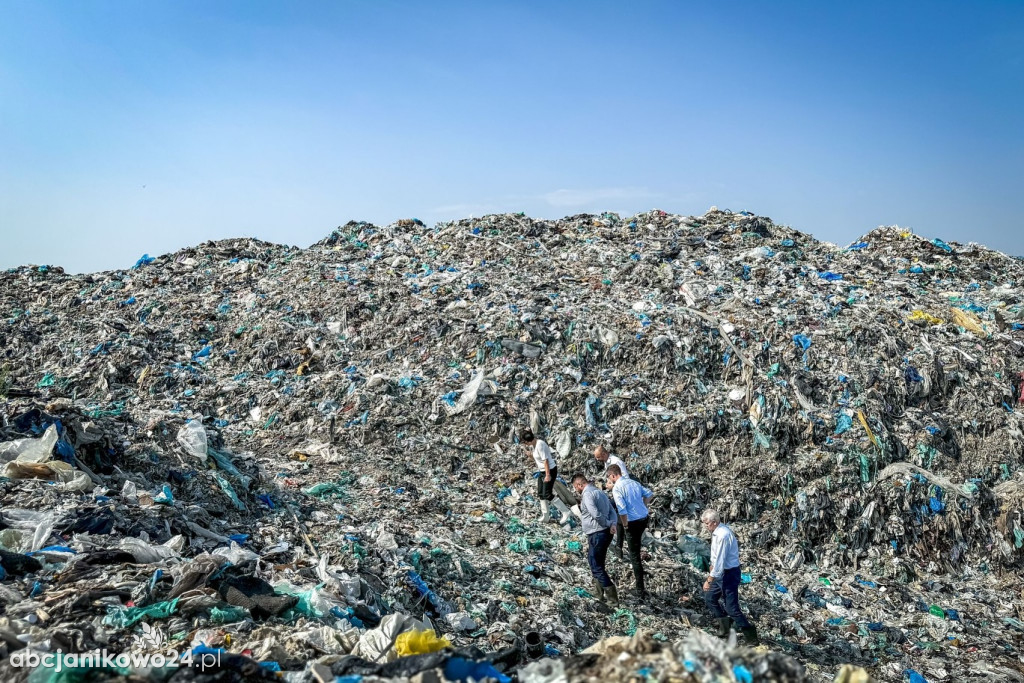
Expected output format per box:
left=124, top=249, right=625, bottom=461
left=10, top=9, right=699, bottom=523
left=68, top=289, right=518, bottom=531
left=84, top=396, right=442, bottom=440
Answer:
left=1, top=207, right=1023, bottom=683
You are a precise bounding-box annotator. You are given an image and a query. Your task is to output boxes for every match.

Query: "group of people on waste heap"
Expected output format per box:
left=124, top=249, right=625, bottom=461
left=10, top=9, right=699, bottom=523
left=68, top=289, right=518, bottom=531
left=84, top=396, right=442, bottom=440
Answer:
left=521, top=431, right=759, bottom=646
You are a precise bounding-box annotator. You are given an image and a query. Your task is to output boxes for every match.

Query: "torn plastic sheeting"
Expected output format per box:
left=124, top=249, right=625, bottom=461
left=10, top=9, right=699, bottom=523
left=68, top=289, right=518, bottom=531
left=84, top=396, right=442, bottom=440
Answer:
left=209, top=447, right=252, bottom=487
left=103, top=597, right=180, bottom=629
left=449, top=368, right=487, bottom=415
left=0, top=424, right=58, bottom=464
left=214, top=471, right=246, bottom=510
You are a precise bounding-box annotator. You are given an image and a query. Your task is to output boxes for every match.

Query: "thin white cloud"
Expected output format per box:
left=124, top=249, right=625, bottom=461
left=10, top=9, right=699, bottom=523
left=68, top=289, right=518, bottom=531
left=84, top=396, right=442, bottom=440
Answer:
left=542, top=187, right=658, bottom=207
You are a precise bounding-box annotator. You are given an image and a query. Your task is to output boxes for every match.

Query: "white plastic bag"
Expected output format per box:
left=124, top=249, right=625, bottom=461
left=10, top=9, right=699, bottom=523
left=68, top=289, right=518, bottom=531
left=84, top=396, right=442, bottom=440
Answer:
left=176, top=420, right=208, bottom=462
left=0, top=424, right=59, bottom=464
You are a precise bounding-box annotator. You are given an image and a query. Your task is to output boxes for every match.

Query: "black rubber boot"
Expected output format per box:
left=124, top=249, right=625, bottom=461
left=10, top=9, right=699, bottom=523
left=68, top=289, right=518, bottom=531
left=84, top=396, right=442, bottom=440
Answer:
left=592, top=579, right=605, bottom=602
left=741, top=625, right=760, bottom=646
left=716, top=617, right=732, bottom=638
left=605, top=584, right=619, bottom=607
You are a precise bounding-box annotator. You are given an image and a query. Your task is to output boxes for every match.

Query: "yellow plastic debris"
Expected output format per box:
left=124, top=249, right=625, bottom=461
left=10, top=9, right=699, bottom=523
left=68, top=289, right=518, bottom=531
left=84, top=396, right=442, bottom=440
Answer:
left=950, top=308, right=989, bottom=337
left=908, top=310, right=943, bottom=325
left=857, top=410, right=879, bottom=448
left=394, top=629, right=451, bottom=656
left=834, top=664, right=871, bottom=683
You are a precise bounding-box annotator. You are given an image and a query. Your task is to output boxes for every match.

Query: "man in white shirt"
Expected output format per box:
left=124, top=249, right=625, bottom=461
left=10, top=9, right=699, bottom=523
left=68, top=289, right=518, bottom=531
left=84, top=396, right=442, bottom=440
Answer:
left=522, top=430, right=572, bottom=524
left=701, top=508, right=758, bottom=644
left=594, top=444, right=630, bottom=479
left=594, top=445, right=630, bottom=559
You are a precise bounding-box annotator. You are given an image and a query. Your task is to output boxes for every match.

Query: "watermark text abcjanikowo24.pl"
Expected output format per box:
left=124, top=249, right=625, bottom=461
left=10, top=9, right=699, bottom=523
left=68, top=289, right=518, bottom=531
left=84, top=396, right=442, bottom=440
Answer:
left=10, top=648, right=222, bottom=674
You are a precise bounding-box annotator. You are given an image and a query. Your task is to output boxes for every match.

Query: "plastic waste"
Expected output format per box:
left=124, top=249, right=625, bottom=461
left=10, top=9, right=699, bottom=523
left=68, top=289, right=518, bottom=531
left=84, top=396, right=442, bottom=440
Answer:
left=176, top=419, right=208, bottom=462
left=394, top=629, right=451, bottom=656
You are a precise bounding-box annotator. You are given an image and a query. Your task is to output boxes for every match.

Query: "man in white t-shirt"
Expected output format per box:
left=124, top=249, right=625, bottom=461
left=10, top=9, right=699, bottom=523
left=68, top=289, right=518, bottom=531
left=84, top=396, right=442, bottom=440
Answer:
left=522, top=430, right=571, bottom=524
left=594, top=445, right=631, bottom=558
left=594, top=444, right=630, bottom=480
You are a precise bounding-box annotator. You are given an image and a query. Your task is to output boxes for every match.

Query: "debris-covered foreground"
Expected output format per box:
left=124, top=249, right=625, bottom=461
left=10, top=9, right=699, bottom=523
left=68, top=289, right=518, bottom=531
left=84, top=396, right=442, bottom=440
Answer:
left=1, top=209, right=1023, bottom=683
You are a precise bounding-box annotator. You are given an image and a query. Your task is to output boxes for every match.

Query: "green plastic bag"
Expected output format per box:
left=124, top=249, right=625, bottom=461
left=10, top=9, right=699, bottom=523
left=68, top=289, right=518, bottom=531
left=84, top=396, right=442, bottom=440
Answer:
left=103, top=597, right=180, bottom=629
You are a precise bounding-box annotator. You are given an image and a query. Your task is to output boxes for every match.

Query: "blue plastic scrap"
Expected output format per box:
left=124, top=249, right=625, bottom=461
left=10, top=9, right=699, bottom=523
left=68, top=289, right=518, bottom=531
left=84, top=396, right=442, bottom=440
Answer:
left=733, top=664, right=753, bottom=683
left=792, top=334, right=812, bottom=350
left=904, top=669, right=928, bottom=683
left=444, top=658, right=511, bottom=683
left=819, top=271, right=844, bottom=281
left=133, top=254, right=156, bottom=269
left=835, top=413, right=853, bottom=435
left=848, top=242, right=869, bottom=250
left=932, top=238, right=952, bottom=252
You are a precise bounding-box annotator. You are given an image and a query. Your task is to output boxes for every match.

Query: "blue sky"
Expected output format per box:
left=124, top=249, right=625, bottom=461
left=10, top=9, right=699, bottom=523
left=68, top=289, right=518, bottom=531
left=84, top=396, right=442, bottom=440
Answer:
left=2, top=1, right=1022, bottom=272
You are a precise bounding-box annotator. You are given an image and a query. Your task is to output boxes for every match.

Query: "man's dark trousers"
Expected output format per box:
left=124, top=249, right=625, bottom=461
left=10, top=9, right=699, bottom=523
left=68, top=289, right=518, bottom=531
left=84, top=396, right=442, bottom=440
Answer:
left=624, top=515, right=648, bottom=594
left=704, top=566, right=751, bottom=629
left=609, top=496, right=625, bottom=555
left=586, top=528, right=613, bottom=587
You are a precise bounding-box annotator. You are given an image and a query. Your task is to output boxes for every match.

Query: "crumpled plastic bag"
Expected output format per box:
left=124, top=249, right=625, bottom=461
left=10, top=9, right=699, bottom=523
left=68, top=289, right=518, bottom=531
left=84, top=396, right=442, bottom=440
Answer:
left=119, top=535, right=184, bottom=564
left=0, top=424, right=91, bottom=491
left=350, top=613, right=433, bottom=663
left=394, top=629, right=451, bottom=656
left=3, top=459, right=92, bottom=491
left=176, top=419, right=208, bottom=462
left=0, top=509, right=58, bottom=552
left=0, top=424, right=58, bottom=464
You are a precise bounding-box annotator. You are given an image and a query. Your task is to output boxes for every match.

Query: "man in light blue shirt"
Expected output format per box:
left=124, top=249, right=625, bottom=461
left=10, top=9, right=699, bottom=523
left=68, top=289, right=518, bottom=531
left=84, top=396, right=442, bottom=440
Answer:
left=701, top=508, right=757, bottom=644
left=571, top=473, right=619, bottom=606
left=608, top=464, right=653, bottom=600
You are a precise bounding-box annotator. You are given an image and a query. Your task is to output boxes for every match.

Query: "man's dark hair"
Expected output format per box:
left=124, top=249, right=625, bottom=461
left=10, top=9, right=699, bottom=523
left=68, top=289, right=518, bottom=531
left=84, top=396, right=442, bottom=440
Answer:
left=520, top=430, right=535, bottom=443
left=571, top=473, right=588, bottom=485
left=606, top=464, right=622, bottom=476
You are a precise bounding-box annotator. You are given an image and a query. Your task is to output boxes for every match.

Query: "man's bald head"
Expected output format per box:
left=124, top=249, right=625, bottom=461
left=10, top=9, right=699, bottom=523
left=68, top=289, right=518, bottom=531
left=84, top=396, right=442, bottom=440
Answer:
left=593, top=445, right=609, bottom=461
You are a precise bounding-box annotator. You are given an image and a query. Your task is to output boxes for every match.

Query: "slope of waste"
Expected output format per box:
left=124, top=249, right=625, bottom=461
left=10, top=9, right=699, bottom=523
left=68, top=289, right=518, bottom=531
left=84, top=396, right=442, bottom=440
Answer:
left=1, top=208, right=1023, bottom=683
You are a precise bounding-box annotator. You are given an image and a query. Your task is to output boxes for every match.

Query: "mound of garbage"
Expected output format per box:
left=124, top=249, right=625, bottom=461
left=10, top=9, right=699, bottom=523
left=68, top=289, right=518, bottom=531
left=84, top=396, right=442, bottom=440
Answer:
left=1, top=208, right=1022, bottom=682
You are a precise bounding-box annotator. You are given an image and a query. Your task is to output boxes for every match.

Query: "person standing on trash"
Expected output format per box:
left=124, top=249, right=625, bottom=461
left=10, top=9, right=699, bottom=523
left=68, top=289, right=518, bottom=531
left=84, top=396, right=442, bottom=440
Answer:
left=571, top=473, right=619, bottom=605
left=521, top=430, right=571, bottom=524
left=701, top=508, right=758, bottom=645
left=607, top=464, right=653, bottom=600
left=594, top=444, right=631, bottom=479
left=595, top=444, right=631, bottom=559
